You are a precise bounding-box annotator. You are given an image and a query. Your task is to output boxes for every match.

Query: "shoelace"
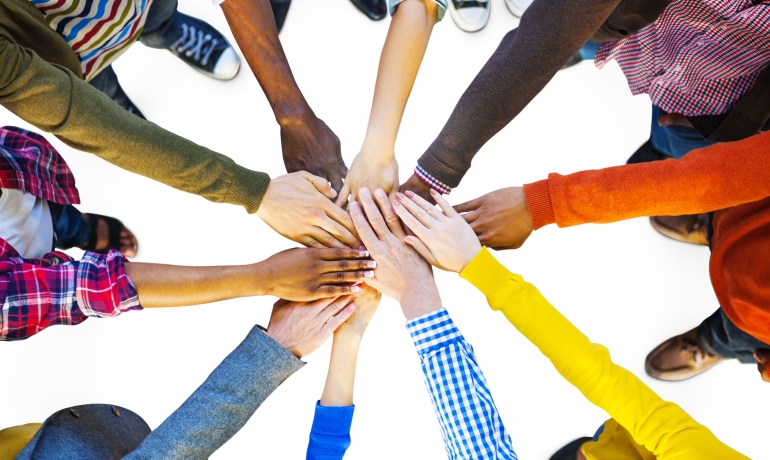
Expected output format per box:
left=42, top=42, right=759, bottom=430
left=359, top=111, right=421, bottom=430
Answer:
left=680, top=339, right=709, bottom=367
left=171, top=23, right=219, bottom=66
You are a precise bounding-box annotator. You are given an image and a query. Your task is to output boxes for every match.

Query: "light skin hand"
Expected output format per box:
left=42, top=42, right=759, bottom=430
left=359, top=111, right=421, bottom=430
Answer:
left=267, top=296, right=357, bottom=358
left=337, top=0, right=438, bottom=205
left=754, top=349, right=770, bottom=383
left=393, top=189, right=481, bottom=273
left=349, top=187, right=441, bottom=320
left=453, top=187, right=534, bottom=250
left=257, top=171, right=362, bottom=249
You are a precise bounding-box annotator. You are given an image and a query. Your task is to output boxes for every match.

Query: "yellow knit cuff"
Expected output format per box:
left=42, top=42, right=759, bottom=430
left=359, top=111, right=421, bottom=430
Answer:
left=460, top=248, right=519, bottom=310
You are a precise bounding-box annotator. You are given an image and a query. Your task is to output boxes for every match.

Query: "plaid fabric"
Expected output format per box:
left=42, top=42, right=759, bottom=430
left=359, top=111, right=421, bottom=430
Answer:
left=0, top=126, right=80, bottom=205
left=595, top=0, right=770, bottom=116
left=407, top=308, right=517, bottom=460
left=415, top=165, right=452, bottom=195
left=0, top=238, right=140, bottom=341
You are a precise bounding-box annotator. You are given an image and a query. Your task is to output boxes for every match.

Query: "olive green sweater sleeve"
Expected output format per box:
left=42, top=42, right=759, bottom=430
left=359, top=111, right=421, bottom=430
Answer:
left=459, top=248, right=748, bottom=460
left=0, top=33, right=270, bottom=213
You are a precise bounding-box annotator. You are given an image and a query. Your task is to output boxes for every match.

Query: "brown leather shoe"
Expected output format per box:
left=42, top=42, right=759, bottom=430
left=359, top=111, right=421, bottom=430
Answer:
left=645, top=327, right=725, bottom=381
left=649, top=214, right=710, bottom=246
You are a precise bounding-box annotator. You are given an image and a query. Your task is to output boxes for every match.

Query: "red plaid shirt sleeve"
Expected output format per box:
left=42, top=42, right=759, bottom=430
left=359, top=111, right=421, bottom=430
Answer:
left=0, top=241, right=141, bottom=341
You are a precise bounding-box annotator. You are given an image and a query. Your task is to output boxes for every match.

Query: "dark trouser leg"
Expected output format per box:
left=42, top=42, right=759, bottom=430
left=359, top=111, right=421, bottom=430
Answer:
left=139, top=0, right=179, bottom=48
left=88, top=65, right=146, bottom=119
left=54, top=205, right=91, bottom=250
left=698, top=308, right=770, bottom=363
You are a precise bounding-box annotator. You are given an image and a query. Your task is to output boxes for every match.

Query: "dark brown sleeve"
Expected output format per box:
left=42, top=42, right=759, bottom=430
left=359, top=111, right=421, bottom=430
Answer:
left=417, top=0, right=622, bottom=188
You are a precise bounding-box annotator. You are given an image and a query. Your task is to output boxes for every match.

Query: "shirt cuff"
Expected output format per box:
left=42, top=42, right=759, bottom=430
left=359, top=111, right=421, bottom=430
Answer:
left=459, top=247, right=521, bottom=311
left=414, top=165, right=452, bottom=195
left=311, top=402, right=355, bottom=436
left=523, top=179, right=556, bottom=230
left=76, top=251, right=141, bottom=318
left=405, top=308, right=462, bottom=354
left=390, top=0, right=448, bottom=22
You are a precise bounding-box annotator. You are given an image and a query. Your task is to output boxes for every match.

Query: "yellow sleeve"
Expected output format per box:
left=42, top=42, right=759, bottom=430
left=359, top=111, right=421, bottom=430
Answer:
left=459, top=248, right=747, bottom=460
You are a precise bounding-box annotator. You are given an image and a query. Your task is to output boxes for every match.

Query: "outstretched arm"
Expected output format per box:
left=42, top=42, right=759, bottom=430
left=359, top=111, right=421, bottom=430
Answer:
left=220, top=0, right=346, bottom=191
left=337, top=0, right=442, bottom=205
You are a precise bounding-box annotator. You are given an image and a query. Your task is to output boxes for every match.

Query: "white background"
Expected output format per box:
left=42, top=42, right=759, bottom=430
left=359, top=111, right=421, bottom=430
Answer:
left=0, top=0, right=765, bottom=458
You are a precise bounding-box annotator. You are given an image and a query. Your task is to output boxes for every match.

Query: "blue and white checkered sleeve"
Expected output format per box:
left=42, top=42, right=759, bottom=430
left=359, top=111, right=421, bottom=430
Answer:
left=406, top=308, right=517, bottom=460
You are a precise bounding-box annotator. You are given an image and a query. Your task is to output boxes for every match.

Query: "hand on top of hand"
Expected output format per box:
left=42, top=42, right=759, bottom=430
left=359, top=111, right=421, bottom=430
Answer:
left=257, top=171, right=362, bottom=249
left=280, top=114, right=347, bottom=193
left=349, top=187, right=440, bottom=319
left=336, top=148, right=399, bottom=207
left=267, top=296, right=357, bottom=358
left=255, top=247, right=375, bottom=301
left=335, top=283, right=382, bottom=339
left=453, top=187, right=534, bottom=250
left=392, top=189, right=481, bottom=273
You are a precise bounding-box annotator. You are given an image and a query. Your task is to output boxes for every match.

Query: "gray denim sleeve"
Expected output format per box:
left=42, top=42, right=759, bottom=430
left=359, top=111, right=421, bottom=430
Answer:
left=389, top=0, right=448, bottom=22
left=124, top=326, right=304, bottom=460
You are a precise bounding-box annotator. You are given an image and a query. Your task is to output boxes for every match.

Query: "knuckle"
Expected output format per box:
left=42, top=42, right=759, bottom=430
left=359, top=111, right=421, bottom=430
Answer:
left=334, top=249, right=344, bottom=260
left=333, top=271, right=345, bottom=281
left=338, top=260, right=349, bottom=270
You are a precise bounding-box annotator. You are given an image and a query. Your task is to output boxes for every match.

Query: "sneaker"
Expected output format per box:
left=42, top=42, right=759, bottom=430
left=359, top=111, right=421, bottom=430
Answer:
left=271, top=0, right=292, bottom=33
left=645, top=327, right=725, bottom=381
left=448, top=0, right=490, bottom=33
left=550, top=437, right=592, bottom=460
left=166, top=13, right=240, bottom=80
left=88, top=65, right=146, bottom=120
left=504, top=0, right=532, bottom=17
left=350, top=0, right=387, bottom=20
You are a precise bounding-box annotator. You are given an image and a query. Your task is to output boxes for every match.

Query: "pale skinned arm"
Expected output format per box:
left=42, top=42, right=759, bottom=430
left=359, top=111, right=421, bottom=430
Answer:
left=337, top=1, right=439, bottom=205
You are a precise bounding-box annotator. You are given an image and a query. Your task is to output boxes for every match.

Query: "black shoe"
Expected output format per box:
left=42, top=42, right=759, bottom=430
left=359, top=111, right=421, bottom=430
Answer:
left=560, top=52, right=584, bottom=70
left=271, top=0, right=292, bottom=33
left=88, top=65, right=146, bottom=120
left=550, top=437, right=592, bottom=460
left=626, top=139, right=672, bottom=165
left=350, top=0, right=387, bottom=20
left=449, top=0, right=491, bottom=33
left=143, top=12, right=240, bottom=80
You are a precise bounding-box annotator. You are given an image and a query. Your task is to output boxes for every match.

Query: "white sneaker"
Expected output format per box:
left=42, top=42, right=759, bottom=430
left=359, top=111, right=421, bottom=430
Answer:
left=448, top=0, right=491, bottom=33
left=504, top=0, right=533, bottom=17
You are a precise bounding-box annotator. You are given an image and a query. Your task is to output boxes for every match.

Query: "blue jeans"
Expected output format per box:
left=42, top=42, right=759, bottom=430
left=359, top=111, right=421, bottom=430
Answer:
left=699, top=308, right=770, bottom=363
left=54, top=205, right=90, bottom=250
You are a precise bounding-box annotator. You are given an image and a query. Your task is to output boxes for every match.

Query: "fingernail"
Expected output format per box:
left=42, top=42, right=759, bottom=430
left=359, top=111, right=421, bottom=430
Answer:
left=392, top=199, right=401, bottom=207
left=364, top=270, right=374, bottom=278
left=359, top=245, right=366, bottom=250
left=396, top=192, right=405, bottom=199
left=360, top=188, right=370, bottom=196
left=359, top=250, right=369, bottom=257
left=351, top=285, right=362, bottom=293
left=405, top=190, right=414, bottom=197
left=350, top=202, right=360, bottom=210
left=430, top=188, right=437, bottom=195
left=375, top=189, right=386, bottom=197
left=366, top=260, right=376, bottom=268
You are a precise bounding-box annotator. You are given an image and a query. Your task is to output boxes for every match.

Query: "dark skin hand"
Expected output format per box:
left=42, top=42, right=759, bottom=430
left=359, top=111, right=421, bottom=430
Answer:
left=399, top=173, right=435, bottom=204
left=220, top=0, right=347, bottom=191
left=453, top=187, right=534, bottom=250
left=754, top=349, right=770, bottom=383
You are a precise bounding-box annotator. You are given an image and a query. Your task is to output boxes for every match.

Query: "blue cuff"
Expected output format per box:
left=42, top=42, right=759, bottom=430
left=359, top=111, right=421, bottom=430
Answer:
left=311, top=402, right=355, bottom=436
left=405, top=308, right=463, bottom=354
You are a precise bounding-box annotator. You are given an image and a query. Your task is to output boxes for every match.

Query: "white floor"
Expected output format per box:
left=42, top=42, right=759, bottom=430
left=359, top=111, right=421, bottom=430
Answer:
left=0, top=0, right=764, bottom=458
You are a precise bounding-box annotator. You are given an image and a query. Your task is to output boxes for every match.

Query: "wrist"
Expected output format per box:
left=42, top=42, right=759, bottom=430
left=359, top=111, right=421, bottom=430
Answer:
left=250, top=262, right=272, bottom=297
left=276, top=103, right=314, bottom=127
left=400, top=285, right=441, bottom=320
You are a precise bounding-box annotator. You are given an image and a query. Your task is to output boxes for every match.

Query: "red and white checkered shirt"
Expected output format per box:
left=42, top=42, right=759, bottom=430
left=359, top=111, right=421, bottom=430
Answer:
left=595, top=0, right=770, bottom=116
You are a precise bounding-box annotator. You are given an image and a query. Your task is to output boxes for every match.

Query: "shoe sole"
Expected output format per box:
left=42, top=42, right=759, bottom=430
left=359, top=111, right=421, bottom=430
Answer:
left=505, top=0, right=526, bottom=17
left=173, top=51, right=241, bottom=81
left=448, top=2, right=490, bottom=33
left=649, top=217, right=710, bottom=246
left=644, top=339, right=723, bottom=381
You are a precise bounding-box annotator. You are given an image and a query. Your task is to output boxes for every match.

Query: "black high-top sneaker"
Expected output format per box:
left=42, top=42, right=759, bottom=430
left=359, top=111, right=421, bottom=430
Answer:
left=271, top=0, right=292, bottom=32
left=448, top=0, right=490, bottom=33
left=350, top=0, right=387, bottom=20
left=88, top=65, right=146, bottom=119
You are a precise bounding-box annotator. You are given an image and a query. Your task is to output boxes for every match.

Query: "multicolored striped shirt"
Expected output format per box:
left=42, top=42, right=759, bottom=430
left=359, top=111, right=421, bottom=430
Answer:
left=29, top=0, right=155, bottom=80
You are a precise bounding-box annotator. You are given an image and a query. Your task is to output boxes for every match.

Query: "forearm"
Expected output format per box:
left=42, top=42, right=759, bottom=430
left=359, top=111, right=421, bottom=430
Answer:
left=523, top=130, right=770, bottom=229
left=363, top=0, right=437, bottom=152
left=220, top=0, right=311, bottom=124
left=417, top=0, right=620, bottom=188
left=320, top=332, right=362, bottom=406
left=124, top=262, right=265, bottom=308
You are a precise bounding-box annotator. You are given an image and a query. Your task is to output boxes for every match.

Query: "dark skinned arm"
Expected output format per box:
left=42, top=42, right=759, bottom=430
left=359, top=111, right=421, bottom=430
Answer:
left=220, top=0, right=346, bottom=191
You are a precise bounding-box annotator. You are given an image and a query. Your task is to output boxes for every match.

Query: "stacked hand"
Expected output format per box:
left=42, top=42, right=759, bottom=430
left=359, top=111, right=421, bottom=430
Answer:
left=281, top=114, right=347, bottom=193
left=453, top=187, right=534, bottom=250
left=336, top=149, right=399, bottom=206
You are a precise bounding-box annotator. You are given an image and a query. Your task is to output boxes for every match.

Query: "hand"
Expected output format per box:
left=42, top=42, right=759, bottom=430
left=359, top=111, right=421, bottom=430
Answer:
left=349, top=187, right=440, bottom=319
left=393, top=189, right=481, bottom=273
left=453, top=187, right=534, bottom=250
left=755, top=349, right=770, bottom=383
left=658, top=112, right=694, bottom=128
left=399, top=173, right=435, bottom=204
left=335, top=284, right=381, bottom=339
left=280, top=114, right=347, bottom=193
left=257, top=171, right=362, bottom=249
left=255, top=248, right=375, bottom=301
left=267, top=296, right=357, bottom=358
left=336, top=148, right=399, bottom=207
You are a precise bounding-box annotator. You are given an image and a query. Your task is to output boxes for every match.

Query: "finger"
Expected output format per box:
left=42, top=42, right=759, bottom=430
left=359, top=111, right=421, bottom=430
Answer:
left=335, top=182, right=351, bottom=207
left=299, top=235, right=328, bottom=249
left=316, top=215, right=361, bottom=249
left=404, top=236, right=439, bottom=266
left=374, top=188, right=406, bottom=238
left=358, top=187, right=392, bottom=240
left=348, top=201, right=379, bottom=249
left=395, top=193, right=438, bottom=228
left=430, top=189, right=460, bottom=217
left=317, top=247, right=371, bottom=261
left=392, top=199, right=431, bottom=240
left=319, top=270, right=375, bottom=284
left=307, top=227, right=350, bottom=249
left=321, top=258, right=376, bottom=273
left=303, top=172, right=337, bottom=201
left=320, top=200, right=361, bottom=246
left=319, top=295, right=355, bottom=323
left=453, top=197, right=482, bottom=215
left=404, top=190, right=444, bottom=219
left=321, top=303, right=357, bottom=335
left=314, top=283, right=363, bottom=298
left=328, top=166, right=344, bottom=194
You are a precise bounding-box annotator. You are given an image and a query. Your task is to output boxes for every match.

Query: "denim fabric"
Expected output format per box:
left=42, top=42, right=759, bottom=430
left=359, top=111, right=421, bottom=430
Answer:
left=699, top=308, right=770, bottom=364
left=650, top=106, right=716, bottom=159
left=125, top=326, right=304, bottom=459
left=578, top=40, right=601, bottom=61
left=138, top=0, right=179, bottom=48
left=53, top=204, right=89, bottom=250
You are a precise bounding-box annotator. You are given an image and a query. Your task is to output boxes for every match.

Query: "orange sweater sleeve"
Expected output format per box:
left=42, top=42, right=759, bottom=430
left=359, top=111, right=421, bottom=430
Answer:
left=523, top=131, right=770, bottom=229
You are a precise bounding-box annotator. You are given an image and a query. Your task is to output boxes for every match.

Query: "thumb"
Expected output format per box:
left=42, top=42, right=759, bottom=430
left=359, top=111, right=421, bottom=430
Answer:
left=304, top=172, right=337, bottom=200
left=404, top=236, right=439, bottom=267
left=335, top=182, right=351, bottom=207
